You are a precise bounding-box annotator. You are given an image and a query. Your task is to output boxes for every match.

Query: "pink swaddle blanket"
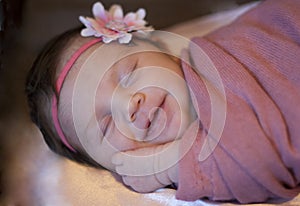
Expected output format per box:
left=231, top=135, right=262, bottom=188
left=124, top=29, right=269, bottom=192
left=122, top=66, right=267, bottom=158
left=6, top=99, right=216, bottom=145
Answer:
left=176, top=0, right=300, bottom=203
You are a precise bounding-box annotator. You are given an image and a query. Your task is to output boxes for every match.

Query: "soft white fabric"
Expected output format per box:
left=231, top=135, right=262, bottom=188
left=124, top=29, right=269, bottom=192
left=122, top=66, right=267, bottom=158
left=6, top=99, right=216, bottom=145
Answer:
left=2, top=2, right=300, bottom=205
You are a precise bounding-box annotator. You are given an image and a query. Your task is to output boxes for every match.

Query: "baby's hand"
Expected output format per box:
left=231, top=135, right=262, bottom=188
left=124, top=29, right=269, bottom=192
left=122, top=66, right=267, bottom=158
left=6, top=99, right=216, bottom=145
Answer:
left=112, top=141, right=179, bottom=193
left=116, top=169, right=166, bottom=193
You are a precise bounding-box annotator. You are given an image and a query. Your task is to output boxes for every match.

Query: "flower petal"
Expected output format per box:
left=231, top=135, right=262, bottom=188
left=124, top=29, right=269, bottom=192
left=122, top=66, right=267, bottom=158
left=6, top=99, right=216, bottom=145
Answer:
left=81, top=28, right=96, bottom=37
left=124, top=12, right=136, bottom=23
left=94, top=32, right=103, bottom=37
left=102, top=36, right=115, bottom=43
left=118, top=33, right=132, bottom=44
left=109, top=4, right=123, bottom=20
left=79, top=16, right=91, bottom=27
left=92, top=2, right=108, bottom=21
left=133, top=19, right=146, bottom=27
left=87, top=18, right=103, bottom=31
left=136, top=8, right=146, bottom=20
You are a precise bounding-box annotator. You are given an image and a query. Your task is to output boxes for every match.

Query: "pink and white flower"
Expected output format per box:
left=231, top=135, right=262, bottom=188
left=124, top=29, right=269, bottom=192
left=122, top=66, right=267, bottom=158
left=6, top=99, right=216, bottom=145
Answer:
left=79, top=2, right=153, bottom=44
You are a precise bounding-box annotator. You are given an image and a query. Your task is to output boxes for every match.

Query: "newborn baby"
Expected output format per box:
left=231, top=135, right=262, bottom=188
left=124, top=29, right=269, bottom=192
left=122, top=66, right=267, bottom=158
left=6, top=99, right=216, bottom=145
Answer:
left=26, top=0, right=300, bottom=203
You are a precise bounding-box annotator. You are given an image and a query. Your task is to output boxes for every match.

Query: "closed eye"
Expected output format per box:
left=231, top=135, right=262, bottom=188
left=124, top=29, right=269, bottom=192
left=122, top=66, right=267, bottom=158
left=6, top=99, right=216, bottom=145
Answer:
left=120, top=60, right=138, bottom=87
left=121, top=72, right=134, bottom=87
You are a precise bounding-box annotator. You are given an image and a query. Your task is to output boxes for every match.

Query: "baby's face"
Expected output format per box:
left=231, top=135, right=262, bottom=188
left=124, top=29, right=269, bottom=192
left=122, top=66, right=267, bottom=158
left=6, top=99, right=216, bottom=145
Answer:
left=60, top=39, right=196, bottom=171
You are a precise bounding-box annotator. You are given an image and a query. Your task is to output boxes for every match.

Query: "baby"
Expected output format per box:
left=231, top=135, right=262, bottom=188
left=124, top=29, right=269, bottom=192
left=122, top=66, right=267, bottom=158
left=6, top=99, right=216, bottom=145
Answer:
left=26, top=0, right=300, bottom=204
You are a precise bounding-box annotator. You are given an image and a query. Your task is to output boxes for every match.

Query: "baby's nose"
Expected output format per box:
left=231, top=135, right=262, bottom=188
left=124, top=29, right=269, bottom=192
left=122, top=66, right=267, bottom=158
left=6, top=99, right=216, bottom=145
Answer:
left=129, top=92, right=144, bottom=122
left=128, top=92, right=150, bottom=129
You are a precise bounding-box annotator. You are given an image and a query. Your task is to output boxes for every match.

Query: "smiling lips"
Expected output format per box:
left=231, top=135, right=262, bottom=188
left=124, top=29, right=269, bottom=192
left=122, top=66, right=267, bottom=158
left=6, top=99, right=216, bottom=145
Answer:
left=141, top=96, right=167, bottom=141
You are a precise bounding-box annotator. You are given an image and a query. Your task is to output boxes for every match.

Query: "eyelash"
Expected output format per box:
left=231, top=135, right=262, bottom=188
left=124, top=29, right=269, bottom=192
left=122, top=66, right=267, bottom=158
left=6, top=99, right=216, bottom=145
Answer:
left=120, top=61, right=137, bottom=85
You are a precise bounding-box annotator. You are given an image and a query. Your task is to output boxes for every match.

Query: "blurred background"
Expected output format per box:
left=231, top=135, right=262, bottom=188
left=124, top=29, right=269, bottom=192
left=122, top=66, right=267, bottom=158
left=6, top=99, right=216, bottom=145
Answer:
left=0, top=0, right=257, bottom=203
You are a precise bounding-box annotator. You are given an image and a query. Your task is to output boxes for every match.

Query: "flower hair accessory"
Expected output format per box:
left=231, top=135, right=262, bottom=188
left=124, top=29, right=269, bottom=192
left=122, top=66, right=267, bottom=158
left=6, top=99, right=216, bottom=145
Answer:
left=79, top=2, right=153, bottom=44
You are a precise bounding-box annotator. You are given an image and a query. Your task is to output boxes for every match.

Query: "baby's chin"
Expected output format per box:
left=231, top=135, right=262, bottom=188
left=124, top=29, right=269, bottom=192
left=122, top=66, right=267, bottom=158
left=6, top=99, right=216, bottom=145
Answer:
left=157, top=95, right=197, bottom=145
left=145, top=112, right=188, bottom=145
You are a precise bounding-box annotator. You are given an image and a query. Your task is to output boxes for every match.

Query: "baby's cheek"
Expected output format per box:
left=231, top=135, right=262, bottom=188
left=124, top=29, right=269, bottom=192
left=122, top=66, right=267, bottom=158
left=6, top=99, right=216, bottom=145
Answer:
left=107, top=129, right=147, bottom=152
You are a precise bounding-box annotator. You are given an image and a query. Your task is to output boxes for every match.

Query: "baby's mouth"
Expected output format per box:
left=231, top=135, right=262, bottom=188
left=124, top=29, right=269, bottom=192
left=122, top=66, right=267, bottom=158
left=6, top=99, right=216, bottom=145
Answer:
left=144, top=96, right=167, bottom=141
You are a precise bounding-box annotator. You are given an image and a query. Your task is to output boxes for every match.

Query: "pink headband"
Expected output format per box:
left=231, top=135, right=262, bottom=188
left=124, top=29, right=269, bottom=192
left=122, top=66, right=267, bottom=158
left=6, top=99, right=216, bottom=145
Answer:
left=51, top=39, right=101, bottom=152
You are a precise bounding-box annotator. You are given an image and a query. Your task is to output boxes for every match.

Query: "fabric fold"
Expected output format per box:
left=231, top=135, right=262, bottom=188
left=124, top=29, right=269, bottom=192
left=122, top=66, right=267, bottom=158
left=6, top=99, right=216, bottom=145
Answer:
left=175, top=0, right=300, bottom=203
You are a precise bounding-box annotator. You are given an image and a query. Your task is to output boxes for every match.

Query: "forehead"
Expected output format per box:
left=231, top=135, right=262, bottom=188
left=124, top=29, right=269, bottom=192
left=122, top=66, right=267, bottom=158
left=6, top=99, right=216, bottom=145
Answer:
left=83, top=39, right=162, bottom=69
left=60, top=39, right=162, bottom=90
left=65, top=39, right=163, bottom=90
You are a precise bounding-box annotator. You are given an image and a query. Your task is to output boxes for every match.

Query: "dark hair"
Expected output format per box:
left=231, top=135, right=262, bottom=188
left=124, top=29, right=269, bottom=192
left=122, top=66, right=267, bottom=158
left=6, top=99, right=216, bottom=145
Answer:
left=25, top=27, right=101, bottom=168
